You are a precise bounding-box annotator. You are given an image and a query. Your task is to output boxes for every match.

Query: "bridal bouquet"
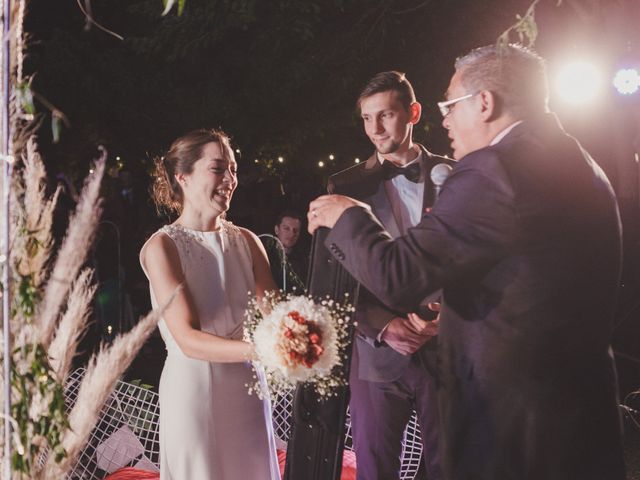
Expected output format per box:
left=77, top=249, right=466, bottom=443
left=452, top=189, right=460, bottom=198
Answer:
left=244, top=292, right=354, bottom=399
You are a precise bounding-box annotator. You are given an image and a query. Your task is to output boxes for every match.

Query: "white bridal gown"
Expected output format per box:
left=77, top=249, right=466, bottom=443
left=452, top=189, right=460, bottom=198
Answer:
left=141, top=221, right=280, bottom=480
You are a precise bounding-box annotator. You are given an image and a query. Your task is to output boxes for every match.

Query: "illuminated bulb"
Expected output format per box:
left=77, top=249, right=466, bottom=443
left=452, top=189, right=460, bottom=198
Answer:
left=89, top=169, right=95, bottom=174
left=355, top=158, right=360, bottom=164
left=555, top=61, right=602, bottom=105
left=236, top=149, right=241, bottom=154
left=318, top=161, right=325, bottom=167
left=107, top=325, right=113, bottom=335
left=116, top=156, right=121, bottom=161
left=278, top=156, right=284, bottom=163
left=329, top=154, right=335, bottom=160
left=613, top=68, right=640, bottom=95
left=254, top=159, right=259, bottom=163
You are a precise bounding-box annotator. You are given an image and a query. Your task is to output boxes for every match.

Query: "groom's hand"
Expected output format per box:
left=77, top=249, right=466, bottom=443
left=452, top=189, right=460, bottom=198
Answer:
left=381, top=316, right=438, bottom=356
left=308, top=194, right=370, bottom=234
left=407, top=313, right=439, bottom=337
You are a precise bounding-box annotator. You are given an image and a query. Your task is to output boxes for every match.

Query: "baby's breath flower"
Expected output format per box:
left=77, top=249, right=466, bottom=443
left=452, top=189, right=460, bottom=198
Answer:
left=244, top=292, right=354, bottom=399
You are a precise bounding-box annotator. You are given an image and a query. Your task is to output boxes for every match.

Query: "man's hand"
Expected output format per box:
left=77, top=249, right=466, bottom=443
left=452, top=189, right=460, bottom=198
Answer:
left=307, top=194, right=370, bottom=234
left=407, top=313, right=439, bottom=337
left=381, top=314, right=439, bottom=356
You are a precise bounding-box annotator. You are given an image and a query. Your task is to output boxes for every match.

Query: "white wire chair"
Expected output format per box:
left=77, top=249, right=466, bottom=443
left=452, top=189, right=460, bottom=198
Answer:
left=65, top=368, right=423, bottom=479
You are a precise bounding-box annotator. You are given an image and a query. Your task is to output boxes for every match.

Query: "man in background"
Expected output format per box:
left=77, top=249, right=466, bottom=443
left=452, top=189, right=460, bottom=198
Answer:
left=263, top=210, right=308, bottom=293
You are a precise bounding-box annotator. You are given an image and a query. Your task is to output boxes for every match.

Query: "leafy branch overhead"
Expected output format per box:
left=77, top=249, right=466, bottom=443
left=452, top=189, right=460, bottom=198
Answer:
left=162, top=0, right=186, bottom=16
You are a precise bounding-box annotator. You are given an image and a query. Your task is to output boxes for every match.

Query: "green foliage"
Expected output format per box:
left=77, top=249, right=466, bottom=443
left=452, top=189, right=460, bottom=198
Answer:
left=16, top=274, right=38, bottom=318
left=10, top=343, right=69, bottom=475
left=162, top=0, right=186, bottom=16
left=497, top=0, right=542, bottom=48
left=16, top=81, right=36, bottom=116
left=7, top=156, right=71, bottom=477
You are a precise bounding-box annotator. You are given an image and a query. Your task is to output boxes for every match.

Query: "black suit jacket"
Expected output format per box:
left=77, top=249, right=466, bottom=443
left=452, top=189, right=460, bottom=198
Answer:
left=324, top=114, right=626, bottom=479
left=328, top=145, right=452, bottom=382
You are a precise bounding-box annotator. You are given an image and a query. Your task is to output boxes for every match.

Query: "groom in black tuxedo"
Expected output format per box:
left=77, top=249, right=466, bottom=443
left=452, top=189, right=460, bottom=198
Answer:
left=308, top=44, right=626, bottom=480
left=328, top=71, right=452, bottom=480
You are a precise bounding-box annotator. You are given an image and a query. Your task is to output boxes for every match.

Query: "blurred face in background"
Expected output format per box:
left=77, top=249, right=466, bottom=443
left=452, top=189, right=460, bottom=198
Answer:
left=275, top=216, right=301, bottom=250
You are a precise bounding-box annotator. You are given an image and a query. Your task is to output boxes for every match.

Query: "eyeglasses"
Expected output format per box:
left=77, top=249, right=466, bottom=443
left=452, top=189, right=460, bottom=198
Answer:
left=437, top=92, right=478, bottom=117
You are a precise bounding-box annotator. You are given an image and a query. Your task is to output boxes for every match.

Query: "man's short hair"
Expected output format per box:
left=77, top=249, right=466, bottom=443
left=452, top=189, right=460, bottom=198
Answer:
left=357, top=71, right=417, bottom=112
left=275, top=209, right=303, bottom=227
left=454, top=44, right=549, bottom=118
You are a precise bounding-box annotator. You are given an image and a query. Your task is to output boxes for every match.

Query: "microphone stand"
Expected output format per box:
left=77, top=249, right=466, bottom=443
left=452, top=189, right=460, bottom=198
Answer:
left=283, top=227, right=359, bottom=480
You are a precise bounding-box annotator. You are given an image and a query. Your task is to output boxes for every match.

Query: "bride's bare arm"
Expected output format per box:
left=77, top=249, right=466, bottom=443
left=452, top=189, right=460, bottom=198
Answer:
left=141, top=232, right=253, bottom=363
left=240, top=228, right=278, bottom=305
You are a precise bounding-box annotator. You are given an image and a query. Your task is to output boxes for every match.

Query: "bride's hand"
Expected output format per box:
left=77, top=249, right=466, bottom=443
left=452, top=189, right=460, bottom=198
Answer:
left=243, top=341, right=257, bottom=362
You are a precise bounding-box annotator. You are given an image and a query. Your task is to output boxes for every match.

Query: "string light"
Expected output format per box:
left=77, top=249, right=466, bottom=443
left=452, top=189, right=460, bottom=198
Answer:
left=236, top=149, right=241, bottom=154
left=254, top=159, right=259, bottom=164
left=354, top=158, right=360, bottom=164
left=278, top=156, right=284, bottom=163
left=329, top=154, right=335, bottom=160
left=318, top=161, right=325, bottom=167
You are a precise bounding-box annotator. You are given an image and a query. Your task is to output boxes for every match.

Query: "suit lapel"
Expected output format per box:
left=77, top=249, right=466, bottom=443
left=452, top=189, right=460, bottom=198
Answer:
left=362, top=152, right=402, bottom=238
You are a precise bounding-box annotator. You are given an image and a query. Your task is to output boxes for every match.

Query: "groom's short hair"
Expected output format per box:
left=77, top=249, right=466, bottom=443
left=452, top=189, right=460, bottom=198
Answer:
left=357, top=71, right=416, bottom=112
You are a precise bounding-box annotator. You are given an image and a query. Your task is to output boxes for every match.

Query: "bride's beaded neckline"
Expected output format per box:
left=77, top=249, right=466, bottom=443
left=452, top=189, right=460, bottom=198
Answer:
left=161, top=219, right=241, bottom=245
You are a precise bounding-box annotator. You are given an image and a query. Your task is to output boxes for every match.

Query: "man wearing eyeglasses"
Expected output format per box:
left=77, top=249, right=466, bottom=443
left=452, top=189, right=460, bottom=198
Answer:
left=327, top=71, right=452, bottom=480
left=308, top=44, right=625, bottom=479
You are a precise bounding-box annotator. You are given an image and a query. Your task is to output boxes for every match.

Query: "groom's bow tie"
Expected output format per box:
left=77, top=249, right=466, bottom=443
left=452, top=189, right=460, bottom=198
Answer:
left=382, top=161, right=421, bottom=183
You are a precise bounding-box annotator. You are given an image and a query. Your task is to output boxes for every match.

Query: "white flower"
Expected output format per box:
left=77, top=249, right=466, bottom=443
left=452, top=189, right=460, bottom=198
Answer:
left=28, top=388, right=53, bottom=422
left=245, top=293, right=353, bottom=399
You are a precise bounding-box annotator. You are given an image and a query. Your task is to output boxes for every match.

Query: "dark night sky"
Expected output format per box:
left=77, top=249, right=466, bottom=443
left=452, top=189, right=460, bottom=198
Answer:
left=24, top=1, right=639, bottom=188
left=23, top=0, right=640, bottom=247
left=20, top=3, right=638, bottom=247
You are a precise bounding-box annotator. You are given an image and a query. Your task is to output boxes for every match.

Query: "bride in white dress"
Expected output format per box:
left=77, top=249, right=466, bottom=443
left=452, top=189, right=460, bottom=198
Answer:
left=140, top=129, right=280, bottom=480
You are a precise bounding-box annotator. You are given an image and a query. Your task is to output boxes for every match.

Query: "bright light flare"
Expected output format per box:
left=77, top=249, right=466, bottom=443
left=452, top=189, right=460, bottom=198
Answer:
left=555, top=61, right=602, bottom=105
left=613, top=68, right=640, bottom=95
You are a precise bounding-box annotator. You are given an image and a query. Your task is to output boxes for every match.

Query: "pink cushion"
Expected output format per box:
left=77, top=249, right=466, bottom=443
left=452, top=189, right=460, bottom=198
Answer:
left=277, top=449, right=356, bottom=480
left=104, top=467, right=159, bottom=479
left=106, top=449, right=357, bottom=479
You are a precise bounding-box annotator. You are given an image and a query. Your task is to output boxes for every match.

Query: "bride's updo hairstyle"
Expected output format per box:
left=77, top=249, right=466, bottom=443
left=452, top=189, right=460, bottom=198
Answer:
left=152, top=128, right=232, bottom=214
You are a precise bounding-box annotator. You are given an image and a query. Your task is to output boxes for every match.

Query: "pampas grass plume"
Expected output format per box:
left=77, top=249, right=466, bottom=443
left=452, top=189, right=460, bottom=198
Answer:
left=58, top=287, right=180, bottom=472
left=38, top=149, right=105, bottom=346
left=47, top=269, right=95, bottom=381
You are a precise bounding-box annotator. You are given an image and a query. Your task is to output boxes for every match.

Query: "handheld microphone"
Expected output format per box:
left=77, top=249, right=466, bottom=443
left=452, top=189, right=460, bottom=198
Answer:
left=430, top=163, right=452, bottom=199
